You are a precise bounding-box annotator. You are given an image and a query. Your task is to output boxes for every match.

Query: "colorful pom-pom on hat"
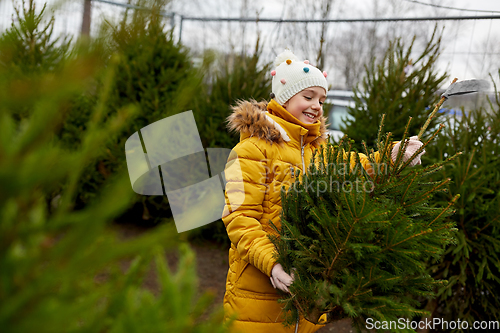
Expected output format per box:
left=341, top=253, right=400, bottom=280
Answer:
left=270, top=49, right=328, bottom=105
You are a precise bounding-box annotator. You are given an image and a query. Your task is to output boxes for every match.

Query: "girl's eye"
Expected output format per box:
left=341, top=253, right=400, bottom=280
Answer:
left=304, top=96, right=312, bottom=100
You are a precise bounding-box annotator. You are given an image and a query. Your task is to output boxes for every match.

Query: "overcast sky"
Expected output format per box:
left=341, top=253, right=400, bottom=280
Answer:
left=1, top=0, right=499, bottom=90
left=170, top=0, right=500, bottom=89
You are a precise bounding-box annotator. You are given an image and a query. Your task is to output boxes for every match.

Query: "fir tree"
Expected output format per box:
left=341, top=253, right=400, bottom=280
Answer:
left=104, top=0, right=198, bottom=122
left=270, top=116, right=458, bottom=331
left=421, top=72, right=500, bottom=331
left=0, top=17, right=228, bottom=333
left=58, top=0, right=201, bottom=223
left=0, top=0, right=71, bottom=122
left=0, top=0, right=71, bottom=76
left=193, top=39, right=272, bottom=150
left=341, top=27, right=447, bottom=150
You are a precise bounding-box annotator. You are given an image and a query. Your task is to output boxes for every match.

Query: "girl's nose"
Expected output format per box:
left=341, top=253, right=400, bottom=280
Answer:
left=312, top=100, right=321, bottom=110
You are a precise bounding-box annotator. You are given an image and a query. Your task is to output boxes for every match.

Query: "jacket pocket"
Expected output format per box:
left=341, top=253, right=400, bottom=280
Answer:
left=235, top=260, right=278, bottom=295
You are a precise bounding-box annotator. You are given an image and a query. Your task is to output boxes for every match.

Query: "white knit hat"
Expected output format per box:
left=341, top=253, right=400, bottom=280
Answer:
left=271, top=49, right=329, bottom=105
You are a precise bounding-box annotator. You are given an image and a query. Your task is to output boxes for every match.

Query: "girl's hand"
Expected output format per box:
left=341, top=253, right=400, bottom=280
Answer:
left=270, top=263, right=294, bottom=293
left=391, top=135, right=425, bottom=167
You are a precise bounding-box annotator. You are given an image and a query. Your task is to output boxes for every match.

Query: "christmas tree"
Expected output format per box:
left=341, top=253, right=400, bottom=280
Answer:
left=0, top=2, right=228, bottom=332
left=341, top=27, right=447, bottom=150
left=270, top=115, right=458, bottom=331
left=422, top=72, right=500, bottom=329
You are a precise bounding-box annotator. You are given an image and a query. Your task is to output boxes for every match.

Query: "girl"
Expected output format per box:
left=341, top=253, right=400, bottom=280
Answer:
left=221, top=50, right=423, bottom=333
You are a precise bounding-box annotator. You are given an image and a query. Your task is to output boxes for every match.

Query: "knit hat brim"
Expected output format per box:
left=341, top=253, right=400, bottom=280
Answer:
left=274, top=77, right=328, bottom=105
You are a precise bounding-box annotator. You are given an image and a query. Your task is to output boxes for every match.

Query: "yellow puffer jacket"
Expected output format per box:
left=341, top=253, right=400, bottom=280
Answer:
left=222, top=99, right=381, bottom=333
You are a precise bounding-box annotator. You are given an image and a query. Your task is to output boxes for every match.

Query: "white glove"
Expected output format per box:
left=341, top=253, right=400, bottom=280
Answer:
left=391, top=135, right=425, bottom=167
left=270, top=263, right=294, bottom=293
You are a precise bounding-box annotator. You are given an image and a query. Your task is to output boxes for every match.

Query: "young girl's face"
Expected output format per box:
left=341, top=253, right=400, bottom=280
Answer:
left=283, top=86, right=326, bottom=124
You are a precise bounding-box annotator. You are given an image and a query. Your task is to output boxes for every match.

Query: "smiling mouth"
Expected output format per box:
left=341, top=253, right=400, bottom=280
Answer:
left=303, top=112, right=316, bottom=120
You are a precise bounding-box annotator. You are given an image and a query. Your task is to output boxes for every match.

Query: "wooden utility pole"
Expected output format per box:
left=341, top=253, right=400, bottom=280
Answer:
left=81, top=0, right=91, bottom=36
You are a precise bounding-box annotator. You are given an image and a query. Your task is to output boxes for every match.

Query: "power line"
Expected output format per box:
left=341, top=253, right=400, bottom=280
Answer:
left=90, top=0, right=500, bottom=23
left=92, top=0, right=173, bottom=18
left=93, top=0, right=146, bottom=11
left=442, top=52, right=500, bottom=55
left=176, top=14, right=500, bottom=41
left=179, top=14, right=500, bottom=23
left=401, top=0, right=500, bottom=14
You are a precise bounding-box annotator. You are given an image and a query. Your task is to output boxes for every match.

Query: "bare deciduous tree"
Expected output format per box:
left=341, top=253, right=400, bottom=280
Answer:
left=171, top=0, right=472, bottom=91
left=471, top=32, right=500, bottom=81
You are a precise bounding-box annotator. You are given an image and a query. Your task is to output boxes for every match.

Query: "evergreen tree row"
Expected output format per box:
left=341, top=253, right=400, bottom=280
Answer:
left=0, top=0, right=236, bottom=331
left=341, top=28, right=500, bottom=331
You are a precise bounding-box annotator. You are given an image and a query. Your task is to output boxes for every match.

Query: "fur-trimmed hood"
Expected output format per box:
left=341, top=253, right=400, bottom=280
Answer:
left=226, top=99, right=328, bottom=146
